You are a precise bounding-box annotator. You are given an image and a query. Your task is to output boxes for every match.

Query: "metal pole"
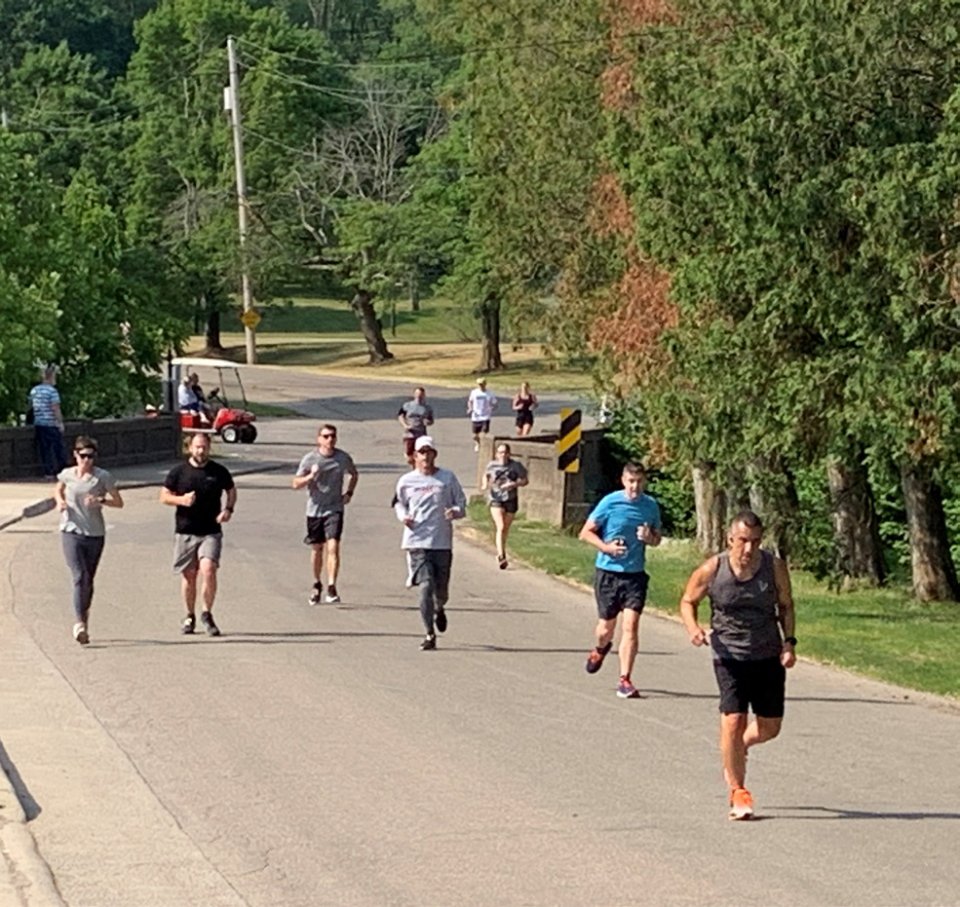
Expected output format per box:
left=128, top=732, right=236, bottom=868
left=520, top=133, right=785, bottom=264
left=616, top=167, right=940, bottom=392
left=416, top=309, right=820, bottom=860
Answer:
left=226, top=36, right=256, bottom=364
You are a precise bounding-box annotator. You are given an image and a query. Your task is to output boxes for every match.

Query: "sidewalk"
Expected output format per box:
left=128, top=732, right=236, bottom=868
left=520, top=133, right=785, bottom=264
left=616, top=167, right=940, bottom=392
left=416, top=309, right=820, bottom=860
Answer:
left=0, top=459, right=191, bottom=905
left=0, top=449, right=291, bottom=904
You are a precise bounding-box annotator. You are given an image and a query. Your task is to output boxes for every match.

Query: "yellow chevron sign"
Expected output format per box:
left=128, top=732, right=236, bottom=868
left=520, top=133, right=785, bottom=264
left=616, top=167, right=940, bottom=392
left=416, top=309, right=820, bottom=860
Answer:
left=557, top=408, right=582, bottom=473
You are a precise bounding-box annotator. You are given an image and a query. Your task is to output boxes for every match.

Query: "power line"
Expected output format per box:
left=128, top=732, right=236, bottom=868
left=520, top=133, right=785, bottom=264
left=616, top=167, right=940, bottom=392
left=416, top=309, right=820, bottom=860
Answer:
left=235, top=51, right=442, bottom=112
left=236, top=29, right=632, bottom=70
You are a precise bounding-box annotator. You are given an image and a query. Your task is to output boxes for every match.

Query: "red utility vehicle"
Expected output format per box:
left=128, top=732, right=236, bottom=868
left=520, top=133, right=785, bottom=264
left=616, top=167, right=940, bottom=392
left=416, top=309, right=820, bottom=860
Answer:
left=172, top=357, right=258, bottom=443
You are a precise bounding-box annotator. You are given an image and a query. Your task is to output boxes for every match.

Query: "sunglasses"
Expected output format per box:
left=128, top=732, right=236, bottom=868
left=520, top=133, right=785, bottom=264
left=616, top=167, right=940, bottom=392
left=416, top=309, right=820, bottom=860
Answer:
left=76, top=451, right=96, bottom=459
left=319, top=433, right=336, bottom=439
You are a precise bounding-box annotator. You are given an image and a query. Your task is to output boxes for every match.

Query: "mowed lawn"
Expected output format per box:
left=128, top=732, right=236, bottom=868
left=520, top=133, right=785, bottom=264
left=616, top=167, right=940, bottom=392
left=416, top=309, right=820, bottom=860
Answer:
left=465, top=500, right=960, bottom=700
left=189, top=294, right=594, bottom=392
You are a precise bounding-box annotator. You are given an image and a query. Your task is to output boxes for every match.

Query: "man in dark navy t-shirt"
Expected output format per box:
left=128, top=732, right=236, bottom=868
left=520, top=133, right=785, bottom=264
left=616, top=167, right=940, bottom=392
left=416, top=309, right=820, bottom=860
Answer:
left=160, top=433, right=236, bottom=637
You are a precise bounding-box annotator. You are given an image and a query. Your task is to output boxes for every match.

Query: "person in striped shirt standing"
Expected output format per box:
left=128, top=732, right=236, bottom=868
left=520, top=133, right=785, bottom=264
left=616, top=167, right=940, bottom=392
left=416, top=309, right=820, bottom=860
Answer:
left=29, top=365, right=67, bottom=479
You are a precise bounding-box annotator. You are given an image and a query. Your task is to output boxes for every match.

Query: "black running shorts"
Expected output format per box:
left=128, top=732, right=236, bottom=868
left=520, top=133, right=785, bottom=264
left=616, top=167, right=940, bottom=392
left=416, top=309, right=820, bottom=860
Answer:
left=713, top=656, right=786, bottom=717
left=594, top=568, right=648, bottom=620
left=490, top=499, right=519, bottom=515
left=304, top=512, right=344, bottom=545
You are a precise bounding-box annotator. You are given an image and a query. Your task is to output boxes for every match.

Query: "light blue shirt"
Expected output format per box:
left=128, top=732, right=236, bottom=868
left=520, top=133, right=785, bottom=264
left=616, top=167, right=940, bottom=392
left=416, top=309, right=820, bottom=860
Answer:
left=587, top=490, right=662, bottom=573
left=29, top=383, right=60, bottom=426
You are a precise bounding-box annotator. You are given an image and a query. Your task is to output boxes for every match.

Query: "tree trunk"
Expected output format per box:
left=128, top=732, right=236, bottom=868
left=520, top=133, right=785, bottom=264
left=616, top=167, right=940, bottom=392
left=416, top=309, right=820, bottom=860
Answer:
left=900, top=459, right=959, bottom=602
left=827, top=454, right=885, bottom=588
left=748, top=458, right=799, bottom=559
left=349, top=289, right=394, bottom=363
left=724, top=471, right=752, bottom=526
left=478, top=292, right=504, bottom=372
left=409, top=272, right=420, bottom=312
left=692, top=461, right=726, bottom=554
left=204, top=306, right=222, bottom=352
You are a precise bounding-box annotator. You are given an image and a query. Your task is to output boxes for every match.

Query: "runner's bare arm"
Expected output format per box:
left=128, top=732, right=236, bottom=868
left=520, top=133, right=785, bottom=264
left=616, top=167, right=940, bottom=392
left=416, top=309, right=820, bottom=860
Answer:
left=578, top=518, right=619, bottom=556
left=102, top=487, right=124, bottom=508
left=344, top=462, right=359, bottom=499
left=774, top=557, right=797, bottom=667
left=159, top=487, right=192, bottom=507
left=679, top=557, right=718, bottom=645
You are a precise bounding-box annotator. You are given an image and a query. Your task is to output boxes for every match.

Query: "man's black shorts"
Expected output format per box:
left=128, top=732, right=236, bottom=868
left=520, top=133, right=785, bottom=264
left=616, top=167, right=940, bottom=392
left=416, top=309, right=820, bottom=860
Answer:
left=304, top=512, right=344, bottom=545
left=471, top=420, right=490, bottom=435
left=713, top=656, right=786, bottom=717
left=594, top=568, right=649, bottom=620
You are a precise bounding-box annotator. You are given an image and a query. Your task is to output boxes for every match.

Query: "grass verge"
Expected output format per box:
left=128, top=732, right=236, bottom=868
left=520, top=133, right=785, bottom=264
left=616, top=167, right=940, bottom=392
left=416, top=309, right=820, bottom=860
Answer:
left=465, top=500, right=960, bottom=700
left=245, top=401, right=307, bottom=419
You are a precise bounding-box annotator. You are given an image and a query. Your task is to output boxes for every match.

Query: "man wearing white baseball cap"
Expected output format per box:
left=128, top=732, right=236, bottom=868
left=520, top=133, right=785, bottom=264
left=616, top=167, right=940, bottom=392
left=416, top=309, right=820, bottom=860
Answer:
left=394, top=435, right=467, bottom=650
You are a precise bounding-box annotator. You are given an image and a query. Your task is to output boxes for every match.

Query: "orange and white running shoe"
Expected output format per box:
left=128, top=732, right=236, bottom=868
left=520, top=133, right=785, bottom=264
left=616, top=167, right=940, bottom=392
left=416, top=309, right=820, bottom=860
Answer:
left=729, top=787, right=755, bottom=821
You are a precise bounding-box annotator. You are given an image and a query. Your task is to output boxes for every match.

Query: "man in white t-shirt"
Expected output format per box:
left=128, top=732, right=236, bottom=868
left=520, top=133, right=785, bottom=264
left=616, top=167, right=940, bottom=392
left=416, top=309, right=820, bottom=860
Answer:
left=466, top=378, right=497, bottom=451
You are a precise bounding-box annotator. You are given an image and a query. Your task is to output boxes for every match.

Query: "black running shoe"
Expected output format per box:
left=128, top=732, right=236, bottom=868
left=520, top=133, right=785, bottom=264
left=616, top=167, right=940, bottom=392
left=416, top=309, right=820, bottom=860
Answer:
left=419, top=634, right=437, bottom=651
left=201, top=611, right=221, bottom=637
left=308, top=582, right=323, bottom=606
left=435, top=609, right=448, bottom=634
left=181, top=614, right=196, bottom=635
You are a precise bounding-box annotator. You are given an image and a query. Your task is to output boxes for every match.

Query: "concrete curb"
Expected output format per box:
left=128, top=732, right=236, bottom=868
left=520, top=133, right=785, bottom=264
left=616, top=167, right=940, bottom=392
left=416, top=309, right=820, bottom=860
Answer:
left=0, top=756, right=65, bottom=907
left=0, top=457, right=290, bottom=902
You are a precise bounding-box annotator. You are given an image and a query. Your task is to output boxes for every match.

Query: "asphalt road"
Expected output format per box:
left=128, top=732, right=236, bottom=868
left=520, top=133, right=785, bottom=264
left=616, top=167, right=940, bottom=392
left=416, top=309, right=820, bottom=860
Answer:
left=1, top=371, right=959, bottom=906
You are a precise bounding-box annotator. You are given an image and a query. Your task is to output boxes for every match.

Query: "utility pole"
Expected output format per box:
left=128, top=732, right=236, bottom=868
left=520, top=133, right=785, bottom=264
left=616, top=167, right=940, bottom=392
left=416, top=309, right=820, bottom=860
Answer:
left=225, top=36, right=257, bottom=364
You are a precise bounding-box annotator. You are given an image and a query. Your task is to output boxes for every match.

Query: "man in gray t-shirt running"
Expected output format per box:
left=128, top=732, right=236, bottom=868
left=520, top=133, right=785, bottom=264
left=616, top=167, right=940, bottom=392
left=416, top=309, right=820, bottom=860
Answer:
left=394, top=435, right=466, bottom=650
left=292, top=423, right=358, bottom=605
left=397, top=386, right=434, bottom=466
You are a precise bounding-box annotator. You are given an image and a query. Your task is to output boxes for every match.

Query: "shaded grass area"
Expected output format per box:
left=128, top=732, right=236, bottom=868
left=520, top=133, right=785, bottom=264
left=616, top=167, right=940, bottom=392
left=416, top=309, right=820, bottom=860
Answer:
left=245, top=401, right=307, bottom=419
left=465, top=500, right=960, bottom=699
left=194, top=294, right=594, bottom=392
left=255, top=294, right=473, bottom=342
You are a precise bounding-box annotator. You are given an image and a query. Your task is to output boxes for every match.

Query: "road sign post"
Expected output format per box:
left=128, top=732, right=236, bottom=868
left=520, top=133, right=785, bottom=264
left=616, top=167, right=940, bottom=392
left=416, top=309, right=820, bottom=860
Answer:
left=557, top=408, right=582, bottom=473
left=240, top=308, right=261, bottom=331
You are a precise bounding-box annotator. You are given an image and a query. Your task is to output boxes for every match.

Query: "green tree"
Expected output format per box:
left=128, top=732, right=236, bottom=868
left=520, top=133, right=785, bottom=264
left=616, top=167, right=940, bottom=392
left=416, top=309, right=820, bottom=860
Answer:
left=600, top=0, right=960, bottom=598
left=0, top=0, right=158, bottom=77
left=123, top=0, right=345, bottom=351
left=414, top=0, right=610, bottom=370
left=2, top=42, right=117, bottom=185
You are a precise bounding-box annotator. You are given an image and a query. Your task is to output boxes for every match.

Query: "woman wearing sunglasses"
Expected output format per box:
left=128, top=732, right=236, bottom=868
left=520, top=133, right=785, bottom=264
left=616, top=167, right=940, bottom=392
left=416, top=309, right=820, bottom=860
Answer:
left=54, top=436, right=124, bottom=645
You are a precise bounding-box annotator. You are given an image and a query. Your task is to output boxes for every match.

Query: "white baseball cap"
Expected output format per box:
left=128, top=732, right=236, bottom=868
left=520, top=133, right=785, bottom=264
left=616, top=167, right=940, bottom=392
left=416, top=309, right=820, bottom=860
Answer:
left=414, top=435, right=437, bottom=452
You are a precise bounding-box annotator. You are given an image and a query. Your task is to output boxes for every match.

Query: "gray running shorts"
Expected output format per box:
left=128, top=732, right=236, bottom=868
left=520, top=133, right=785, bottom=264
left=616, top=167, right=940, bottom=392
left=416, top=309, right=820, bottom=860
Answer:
left=172, top=533, right=223, bottom=573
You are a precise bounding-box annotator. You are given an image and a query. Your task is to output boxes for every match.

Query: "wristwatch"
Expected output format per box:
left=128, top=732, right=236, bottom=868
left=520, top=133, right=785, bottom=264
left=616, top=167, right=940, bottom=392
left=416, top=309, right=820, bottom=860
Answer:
left=783, top=636, right=797, bottom=646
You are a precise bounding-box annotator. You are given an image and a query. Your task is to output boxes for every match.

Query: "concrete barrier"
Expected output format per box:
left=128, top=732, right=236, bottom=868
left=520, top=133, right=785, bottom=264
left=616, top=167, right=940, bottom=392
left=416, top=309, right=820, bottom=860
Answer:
left=0, top=416, right=180, bottom=480
left=476, top=428, right=616, bottom=528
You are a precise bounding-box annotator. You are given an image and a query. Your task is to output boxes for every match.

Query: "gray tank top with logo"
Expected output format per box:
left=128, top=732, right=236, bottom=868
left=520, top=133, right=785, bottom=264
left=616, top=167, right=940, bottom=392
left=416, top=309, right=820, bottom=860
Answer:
left=708, top=550, right=782, bottom=661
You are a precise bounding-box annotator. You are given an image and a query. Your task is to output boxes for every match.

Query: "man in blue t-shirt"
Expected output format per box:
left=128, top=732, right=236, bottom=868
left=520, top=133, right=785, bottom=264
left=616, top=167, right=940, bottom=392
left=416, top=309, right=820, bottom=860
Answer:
left=578, top=462, right=662, bottom=699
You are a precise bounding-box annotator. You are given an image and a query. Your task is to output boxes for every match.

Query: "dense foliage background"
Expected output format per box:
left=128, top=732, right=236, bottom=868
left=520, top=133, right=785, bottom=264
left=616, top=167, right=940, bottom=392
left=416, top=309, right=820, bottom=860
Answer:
left=4, top=0, right=960, bottom=599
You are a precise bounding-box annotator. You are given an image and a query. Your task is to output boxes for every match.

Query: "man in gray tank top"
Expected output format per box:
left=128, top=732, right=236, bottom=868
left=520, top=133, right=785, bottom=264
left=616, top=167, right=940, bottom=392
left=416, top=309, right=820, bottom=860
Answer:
left=679, top=510, right=797, bottom=820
